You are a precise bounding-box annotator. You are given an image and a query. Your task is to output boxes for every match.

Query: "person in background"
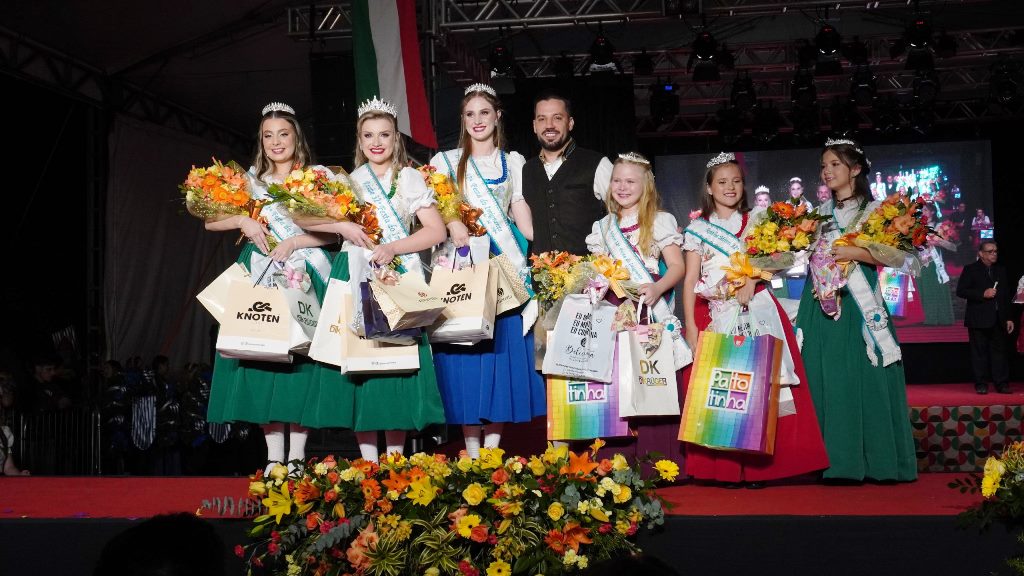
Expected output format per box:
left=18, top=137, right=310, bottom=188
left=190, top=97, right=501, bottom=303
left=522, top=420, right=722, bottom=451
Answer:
left=970, top=208, right=993, bottom=250
left=24, top=355, right=71, bottom=412
left=753, top=185, right=771, bottom=208
left=815, top=183, right=832, bottom=206
left=787, top=177, right=813, bottom=211
left=956, top=241, right=1014, bottom=395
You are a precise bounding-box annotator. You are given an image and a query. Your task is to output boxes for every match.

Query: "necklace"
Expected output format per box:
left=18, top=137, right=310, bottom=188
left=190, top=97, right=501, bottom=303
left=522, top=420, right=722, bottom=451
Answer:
left=471, top=151, right=507, bottom=185
left=834, top=190, right=855, bottom=209
left=367, top=166, right=399, bottom=199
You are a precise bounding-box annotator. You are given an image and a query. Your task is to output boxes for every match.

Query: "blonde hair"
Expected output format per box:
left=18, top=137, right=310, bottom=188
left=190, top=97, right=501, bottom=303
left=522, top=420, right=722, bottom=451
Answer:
left=457, top=90, right=506, bottom=191
left=353, top=111, right=408, bottom=173
left=252, top=111, right=312, bottom=180
left=605, top=155, right=661, bottom=258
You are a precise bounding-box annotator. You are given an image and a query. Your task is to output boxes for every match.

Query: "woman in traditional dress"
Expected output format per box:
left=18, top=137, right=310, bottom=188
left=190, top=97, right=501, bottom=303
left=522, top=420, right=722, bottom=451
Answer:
left=299, top=97, right=447, bottom=462
left=681, top=152, right=829, bottom=486
left=205, top=102, right=336, bottom=471
left=427, top=83, right=544, bottom=457
left=796, top=139, right=917, bottom=482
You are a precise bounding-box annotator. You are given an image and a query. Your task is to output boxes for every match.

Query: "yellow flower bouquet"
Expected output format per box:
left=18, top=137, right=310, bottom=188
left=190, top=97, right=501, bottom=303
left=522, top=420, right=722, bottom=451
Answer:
left=744, top=198, right=830, bottom=271
left=266, top=166, right=383, bottom=244
left=833, top=193, right=929, bottom=275
left=418, top=165, right=486, bottom=236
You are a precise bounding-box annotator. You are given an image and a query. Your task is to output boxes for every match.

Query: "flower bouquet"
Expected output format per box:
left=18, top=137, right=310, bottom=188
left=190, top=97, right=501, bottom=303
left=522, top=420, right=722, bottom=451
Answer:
left=832, top=193, right=929, bottom=275
left=744, top=198, right=831, bottom=271
left=419, top=165, right=485, bottom=236
left=237, top=441, right=673, bottom=576
left=268, top=166, right=383, bottom=243
left=929, top=220, right=959, bottom=251
left=181, top=158, right=273, bottom=247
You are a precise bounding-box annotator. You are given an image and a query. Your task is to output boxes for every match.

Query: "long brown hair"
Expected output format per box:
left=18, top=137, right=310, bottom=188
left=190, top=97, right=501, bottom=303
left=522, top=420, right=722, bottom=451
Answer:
left=456, top=89, right=506, bottom=191
left=822, top=141, right=872, bottom=203
left=604, top=154, right=661, bottom=258
left=252, top=111, right=312, bottom=179
left=700, top=159, right=751, bottom=219
left=353, top=111, right=409, bottom=173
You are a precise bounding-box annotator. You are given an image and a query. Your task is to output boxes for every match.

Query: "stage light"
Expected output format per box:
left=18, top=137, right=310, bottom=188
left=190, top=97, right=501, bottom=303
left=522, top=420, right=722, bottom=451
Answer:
left=791, top=71, right=817, bottom=108
left=936, top=31, right=957, bottom=59
left=589, top=31, right=615, bottom=67
left=815, top=24, right=841, bottom=56
left=731, top=74, right=757, bottom=112
left=662, top=0, right=700, bottom=16
left=489, top=44, right=513, bottom=76
left=843, top=36, right=869, bottom=66
left=716, top=106, right=742, bottom=145
left=649, top=79, right=680, bottom=124
left=906, top=47, right=934, bottom=71
left=906, top=17, right=932, bottom=48
left=633, top=50, right=655, bottom=76
left=913, top=70, right=940, bottom=104
left=553, top=52, right=575, bottom=79
left=850, top=64, right=877, bottom=107
left=693, top=31, right=717, bottom=60
left=689, top=31, right=720, bottom=82
left=990, top=60, right=1022, bottom=105
left=752, top=103, right=780, bottom=144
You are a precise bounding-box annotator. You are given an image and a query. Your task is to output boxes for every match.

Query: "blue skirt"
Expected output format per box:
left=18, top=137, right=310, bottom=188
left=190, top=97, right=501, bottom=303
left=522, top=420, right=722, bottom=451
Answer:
left=433, top=311, right=546, bottom=425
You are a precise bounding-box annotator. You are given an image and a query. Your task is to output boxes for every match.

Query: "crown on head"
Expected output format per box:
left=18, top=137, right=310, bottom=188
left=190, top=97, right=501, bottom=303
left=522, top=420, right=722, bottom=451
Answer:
left=464, top=83, right=498, bottom=98
left=357, top=96, right=398, bottom=119
left=824, top=137, right=864, bottom=155
left=617, top=152, right=650, bottom=165
left=755, top=185, right=769, bottom=194
left=262, top=102, right=295, bottom=116
left=789, top=176, right=802, bottom=184
left=706, top=152, right=736, bottom=169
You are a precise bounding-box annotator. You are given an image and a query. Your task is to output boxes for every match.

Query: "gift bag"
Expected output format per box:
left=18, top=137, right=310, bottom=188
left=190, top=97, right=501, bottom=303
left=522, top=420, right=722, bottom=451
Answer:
left=347, top=246, right=374, bottom=337
left=282, top=283, right=321, bottom=355
left=432, top=236, right=491, bottom=271
left=216, top=282, right=293, bottom=363
left=196, top=263, right=249, bottom=323
left=428, top=256, right=497, bottom=344
left=546, top=344, right=631, bottom=441
left=542, top=294, right=617, bottom=383
left=621, top=305, right=680, bottom=417
left=492, top=253, right=533, bottom=316
left=361, top=280, right=420, bottom=345
left=308, top=278, right=348, bottom=367
left=879, top=268, right=910, bottom=317
left=679, top=331, right=782, bottom=454
left=337, top=282, right=420, bottom=375
left=370, top=269, right=447, bottom=331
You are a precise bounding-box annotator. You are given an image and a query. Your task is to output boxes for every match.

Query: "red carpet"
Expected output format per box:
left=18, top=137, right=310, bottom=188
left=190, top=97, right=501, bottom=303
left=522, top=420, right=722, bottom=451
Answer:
left=895, top=324, right=968, bottom=343
left=906, top=382, right=1024, bottom=407
left=0, top=473, right=982, bottom=519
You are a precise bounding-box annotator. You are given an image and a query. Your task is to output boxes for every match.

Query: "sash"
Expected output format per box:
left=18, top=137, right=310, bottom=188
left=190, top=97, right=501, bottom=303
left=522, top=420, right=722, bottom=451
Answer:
left=598, top=214, right=674, bottom=321
left=353, top=164, right=422, bottom=275
left=820, top=200, right=902, bottom=367
left=439, top=151, right=528, bottom=270
left=246, top=169, right=333, bottom=286
left=684, top=217, right=744, bottom=257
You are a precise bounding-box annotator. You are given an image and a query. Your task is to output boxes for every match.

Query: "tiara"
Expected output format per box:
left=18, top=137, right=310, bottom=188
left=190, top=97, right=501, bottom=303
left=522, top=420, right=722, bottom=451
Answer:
left=617, top=152, right=650, bottom=165
left=465, top=83, right=497, bottom=97
left=262, top=102, right=295, bottom=116
left=357, top=96, right=398, bottom=118
left=755, top=185, right=769, bottom=194
left=824, top=137, right=864, bottom=155
left=706, top=152, right=736, bottom=169
left=789, top=176, right=802, bottom=183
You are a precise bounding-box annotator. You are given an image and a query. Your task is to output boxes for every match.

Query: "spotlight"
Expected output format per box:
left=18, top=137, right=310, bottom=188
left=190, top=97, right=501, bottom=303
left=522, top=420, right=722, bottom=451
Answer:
left=553, top=52, right=575, bottom=79
left=693, top=31, right=717, bottom=60
left=936, top=31, right=957, bottom=58
left=753, top=103, right=781, bottom=144
left=649, top=79, right=680, bottom=124
left=906, top=47, right=934, bottom=71
left=791, top=71, right=817, bottom=108
left=589, top=31, right=615, bottom=67
left=815, top=24, right=841, bottom=56
left=731, top=74, right=757, bottom=112
left=688, top=31, right=720, bottom=82
left=906, top=17, right=933, bottom=48
left=990, top=60, right=1022, bottom=105
left=633, top=50, right=655, bottom=76
left=913, top=70, right=940, bottom=104
left=843, top=36, right=869, bottom=66
left=488, top=44, right=513, bottom=76
left=849, top=64, right=877, bottom=107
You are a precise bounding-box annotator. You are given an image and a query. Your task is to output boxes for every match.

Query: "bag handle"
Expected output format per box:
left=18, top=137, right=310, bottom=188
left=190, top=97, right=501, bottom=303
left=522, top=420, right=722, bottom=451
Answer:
left=252, top=258, right=280, bottom=288
left=450, top=244, right=475, bottom=272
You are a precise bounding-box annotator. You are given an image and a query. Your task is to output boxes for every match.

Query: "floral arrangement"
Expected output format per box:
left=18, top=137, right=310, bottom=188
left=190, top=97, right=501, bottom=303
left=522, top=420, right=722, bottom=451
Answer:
left=952, top=442, right=1024, bottom=573
left=745, top=198, right=831, bottom=270
left=419, top=165, right=485, bottom=235
left=180, top=158, right=254, bottom=219
left=834, top=193, right=929, bottom=255
left=268, top=166, right=383, bottom=243
left=529, top=252, right=592, bottom=307
left=238, top=441, right=674, bottom=576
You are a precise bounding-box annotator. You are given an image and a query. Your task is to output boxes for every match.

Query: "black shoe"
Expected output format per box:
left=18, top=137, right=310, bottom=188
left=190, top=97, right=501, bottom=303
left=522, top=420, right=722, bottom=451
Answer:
left=722, top=482, right=744, bottom=489
left=975, top=383, right=989, bottom=395
left=996, top=383, right=1011, bottom=394
left=746, top=481, right=766, bottom=490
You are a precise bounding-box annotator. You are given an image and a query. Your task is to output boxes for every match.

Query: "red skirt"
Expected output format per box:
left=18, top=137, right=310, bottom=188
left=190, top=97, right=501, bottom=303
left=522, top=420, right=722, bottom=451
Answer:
left=682, top=295, right=830, bottom=482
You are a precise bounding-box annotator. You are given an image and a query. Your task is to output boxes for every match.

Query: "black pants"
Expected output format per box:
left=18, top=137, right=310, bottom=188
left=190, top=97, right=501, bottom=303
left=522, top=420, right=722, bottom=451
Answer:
left=969, top=325, right=1009, bottom=386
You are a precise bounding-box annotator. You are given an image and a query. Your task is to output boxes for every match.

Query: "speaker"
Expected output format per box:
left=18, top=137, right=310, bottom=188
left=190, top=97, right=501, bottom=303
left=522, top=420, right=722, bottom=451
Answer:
left=309, top=52, right=357, bottom=168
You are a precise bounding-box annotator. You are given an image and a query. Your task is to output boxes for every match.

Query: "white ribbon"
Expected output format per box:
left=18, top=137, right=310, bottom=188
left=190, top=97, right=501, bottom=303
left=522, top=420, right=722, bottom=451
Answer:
left=352, top=165, right=423, bottom=276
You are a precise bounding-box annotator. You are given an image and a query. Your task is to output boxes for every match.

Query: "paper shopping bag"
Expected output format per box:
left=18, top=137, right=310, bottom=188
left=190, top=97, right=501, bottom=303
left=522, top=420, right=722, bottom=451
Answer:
left=492, top=253, right=532, bottom=316
left=196, top=263, right=249, bottom=323
left=282, top=284, right=321, bottom=355
left=879, top=268, right=910, bottom=318
left=428, top=259, right=497, bottom=343
left=338, top=283, right=419, bottom=375
left=361, top=280, right=420, bottom=345
left=679, top=331, right=782, bottom=454
left=216, top=282, right=293, bottom=363
left=542, top=294, right=616, bottom=383
left=546, top=342, right=631, bottom=441
left=308, top=278, right=347, bottom=367
left=370, top=271, right=446, bottom=331
left=623, top=322, right=680, bottom=417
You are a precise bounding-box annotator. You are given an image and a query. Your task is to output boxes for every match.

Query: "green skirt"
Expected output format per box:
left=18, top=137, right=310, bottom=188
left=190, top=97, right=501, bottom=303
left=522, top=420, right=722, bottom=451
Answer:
left=207, top=243, right=329, bottom=425
left=917, top=261, right=954, bottom=326
left=300, top=251, right=446, bottom=431
left=796, top=265, right=918, bottom=481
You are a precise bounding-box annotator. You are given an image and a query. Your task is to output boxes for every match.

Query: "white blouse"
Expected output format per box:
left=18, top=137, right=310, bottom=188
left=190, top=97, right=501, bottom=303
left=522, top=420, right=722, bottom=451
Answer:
left=428, top=149, right=526, bottom=211
left=586, top=211, right=683, bottom=274
left=352, top=164, right=436, bottom=229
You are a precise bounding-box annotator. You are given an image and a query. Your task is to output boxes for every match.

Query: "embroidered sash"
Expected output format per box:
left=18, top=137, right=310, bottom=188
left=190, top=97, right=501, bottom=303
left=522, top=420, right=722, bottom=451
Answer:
left=353, top=164, right=422, bottom=275
left=597, top=214, right=674, bottom=322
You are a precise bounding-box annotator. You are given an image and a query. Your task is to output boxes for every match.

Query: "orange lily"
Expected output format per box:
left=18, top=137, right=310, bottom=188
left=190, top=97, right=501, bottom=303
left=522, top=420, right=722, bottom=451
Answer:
left=559, top=450, right=599, bottom=480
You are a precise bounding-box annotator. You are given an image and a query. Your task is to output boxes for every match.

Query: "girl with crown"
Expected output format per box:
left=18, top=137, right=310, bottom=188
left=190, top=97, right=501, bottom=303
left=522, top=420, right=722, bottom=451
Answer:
left=427, top=83, right=544, bottom=457
left=298, top=97, right=447, bottom=462
left=584, top=152, right=689, bottom=467
left=796, top=139, right=917, bottom=482
left=205, top=102, right=339, bottom=472
left=680, top=152, right=829, bottom=486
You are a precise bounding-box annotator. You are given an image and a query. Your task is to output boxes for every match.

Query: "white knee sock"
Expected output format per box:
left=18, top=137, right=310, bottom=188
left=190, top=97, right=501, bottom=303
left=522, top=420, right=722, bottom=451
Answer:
left=288, top=426, right=308, bottom=465
left=483, top=423, right=503, bottom=450
left=463, top=425, right=482, bottom=458
left=263, top=424, right=285, bottom=474
left=356, top=431, right=379, bottom=462
left=384, top=430, right=406, bottom=456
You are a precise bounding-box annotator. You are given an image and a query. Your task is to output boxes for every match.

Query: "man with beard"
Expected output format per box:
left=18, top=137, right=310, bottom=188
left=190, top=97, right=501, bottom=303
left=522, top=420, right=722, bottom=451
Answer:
left=521, top=92, right=613, bottom=255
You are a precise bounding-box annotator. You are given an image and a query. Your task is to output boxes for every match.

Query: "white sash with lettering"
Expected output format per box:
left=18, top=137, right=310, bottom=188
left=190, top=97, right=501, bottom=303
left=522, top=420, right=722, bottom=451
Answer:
left=597, top=215, right=675, bottom=322
left=684, top=217, right=745, bottom=295
left=819, top=200, right=902, bottom=367
left=352, top=165, right=423, bottom=276
left=247, top=168, right=332, bottom=286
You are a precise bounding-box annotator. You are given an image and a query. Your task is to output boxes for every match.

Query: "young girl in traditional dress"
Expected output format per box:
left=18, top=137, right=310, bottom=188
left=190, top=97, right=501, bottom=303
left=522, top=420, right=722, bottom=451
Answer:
left=681, top=152, right=829, bottom=486
left=205, top=102, right=335, bottom=471
left=427, top=84, right=544, bottom=457
left=585, top=152, right=687, bottom=466
left=299, top=97, right=447, bottom=462
left=796, top=140, right=917, bottom=482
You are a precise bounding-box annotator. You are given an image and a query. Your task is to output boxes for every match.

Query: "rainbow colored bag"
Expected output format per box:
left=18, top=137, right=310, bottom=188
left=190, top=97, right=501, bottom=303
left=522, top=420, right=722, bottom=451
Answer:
left=678, top=331, right=782, bottom=454
left=547, top=340, right=630, bottom=441
left=879, top=268, right=911, bottom=318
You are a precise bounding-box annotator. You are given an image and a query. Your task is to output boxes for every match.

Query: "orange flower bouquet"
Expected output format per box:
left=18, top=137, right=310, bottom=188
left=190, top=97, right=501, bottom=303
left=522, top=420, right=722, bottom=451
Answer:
left=267, top=166, right=383, bottom=243
left=180, top=158, right=254, bottom=220
left=833, top=193, right=929, bottom=274
left=744, top=198, right=831, bottom=271
left=419, top=165, right=485, bottom=235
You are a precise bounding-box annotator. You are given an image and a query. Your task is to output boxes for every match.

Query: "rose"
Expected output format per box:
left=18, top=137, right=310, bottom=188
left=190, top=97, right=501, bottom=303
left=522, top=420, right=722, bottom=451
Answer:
left=462, top=482, right=487, bottom=506
left=547, top=502, right=565, bottom=521
left=491, top=468, right=510, bottom=485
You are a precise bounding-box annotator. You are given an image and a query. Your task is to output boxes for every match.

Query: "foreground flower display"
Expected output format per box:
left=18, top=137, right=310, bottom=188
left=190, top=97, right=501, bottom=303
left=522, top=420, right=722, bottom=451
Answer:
left=238, top=442, right=672, bottom=575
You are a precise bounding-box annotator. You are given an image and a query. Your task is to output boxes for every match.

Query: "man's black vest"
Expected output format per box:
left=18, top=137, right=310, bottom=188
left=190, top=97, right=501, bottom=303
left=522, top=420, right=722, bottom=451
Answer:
left=522, top=143, right=606, bottom=255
